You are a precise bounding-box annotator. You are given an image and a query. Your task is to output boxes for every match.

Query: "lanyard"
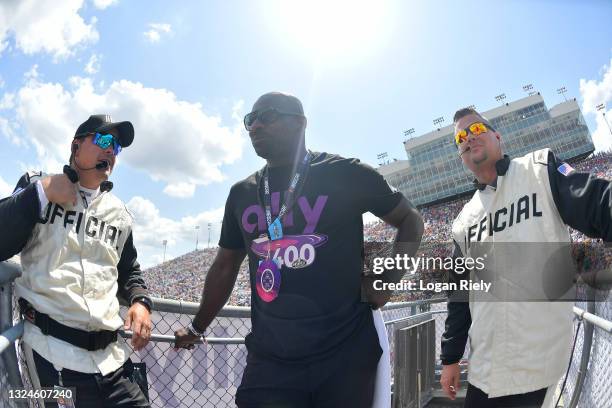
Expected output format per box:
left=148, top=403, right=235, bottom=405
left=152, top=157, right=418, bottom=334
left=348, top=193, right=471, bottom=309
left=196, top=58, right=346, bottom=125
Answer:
left=260, top=151, right=311, bottom=235
left=79, top=190, right=89, bottom=209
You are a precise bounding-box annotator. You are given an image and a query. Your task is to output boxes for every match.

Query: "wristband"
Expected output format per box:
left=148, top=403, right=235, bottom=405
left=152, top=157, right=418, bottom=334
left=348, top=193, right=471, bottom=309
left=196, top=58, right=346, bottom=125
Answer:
left=188, top=321, right=205, bottom=337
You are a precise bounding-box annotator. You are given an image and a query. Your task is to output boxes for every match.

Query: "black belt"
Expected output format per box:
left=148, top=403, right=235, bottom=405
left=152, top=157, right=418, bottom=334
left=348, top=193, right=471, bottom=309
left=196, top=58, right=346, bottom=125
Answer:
left=19, top=298, right=118, bottom=351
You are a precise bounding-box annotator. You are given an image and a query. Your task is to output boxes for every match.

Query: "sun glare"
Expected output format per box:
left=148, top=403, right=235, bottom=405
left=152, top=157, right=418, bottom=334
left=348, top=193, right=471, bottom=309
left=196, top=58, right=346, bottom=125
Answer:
left=268, top=0, right=393, bottom=62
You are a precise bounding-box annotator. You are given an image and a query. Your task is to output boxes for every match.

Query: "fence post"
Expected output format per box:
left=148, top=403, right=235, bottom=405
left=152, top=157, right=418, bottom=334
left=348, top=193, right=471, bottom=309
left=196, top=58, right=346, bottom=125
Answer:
left=0, top=261, right=27, bottom=407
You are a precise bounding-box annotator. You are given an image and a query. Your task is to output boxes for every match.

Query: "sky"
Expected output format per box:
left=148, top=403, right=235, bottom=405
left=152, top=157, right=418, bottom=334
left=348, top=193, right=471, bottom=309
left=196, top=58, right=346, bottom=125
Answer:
left=1, top=0, right=611, bottom=267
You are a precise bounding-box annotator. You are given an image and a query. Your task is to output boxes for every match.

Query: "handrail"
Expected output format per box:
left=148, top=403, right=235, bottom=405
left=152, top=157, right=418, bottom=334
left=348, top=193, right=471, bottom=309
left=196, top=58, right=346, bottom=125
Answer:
left=568, top=297, right=597, bottom=408
left=384, top=310, right=435, bottom=327
left=0, top=261, right=21, bottom=285
left=380, top=298, right=445, bottom=311
left=120, top=301, right=448, bottom=345
left=119, top=330, right=245, bottom=345
left=119, top=299, right=447, bottom=346
left=573, top=305, right=612, bottom=333
left=0, top=262, right=26, bottom=406
left=0, top=322, right=23, bottom=355
left=146, top=298, right=251, bottom=318
left=144, top=296, right=445, bottom=317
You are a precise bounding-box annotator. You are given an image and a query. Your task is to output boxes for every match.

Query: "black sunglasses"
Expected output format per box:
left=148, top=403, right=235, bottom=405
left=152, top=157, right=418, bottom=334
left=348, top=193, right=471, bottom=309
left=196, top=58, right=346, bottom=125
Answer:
left=243, top=108, right=305, bottom=131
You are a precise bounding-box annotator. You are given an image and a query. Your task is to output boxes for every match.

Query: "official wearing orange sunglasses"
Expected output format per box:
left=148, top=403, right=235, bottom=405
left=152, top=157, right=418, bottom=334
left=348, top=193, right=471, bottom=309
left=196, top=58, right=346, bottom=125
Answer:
left=441, top=107, right=612, bottom=407
left=454, top=121, right=497, bottom=146
left=454, top=117, right=503, bottom=183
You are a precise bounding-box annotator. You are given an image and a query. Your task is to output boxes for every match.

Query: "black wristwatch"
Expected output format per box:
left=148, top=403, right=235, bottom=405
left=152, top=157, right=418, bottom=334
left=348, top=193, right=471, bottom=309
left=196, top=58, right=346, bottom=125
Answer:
left=132, top=296, right=153, bottom=313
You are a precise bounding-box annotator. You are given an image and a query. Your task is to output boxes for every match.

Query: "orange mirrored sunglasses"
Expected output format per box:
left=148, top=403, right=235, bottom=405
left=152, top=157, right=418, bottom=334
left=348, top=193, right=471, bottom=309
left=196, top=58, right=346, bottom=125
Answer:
left=455, top=122, right=495, bottom=145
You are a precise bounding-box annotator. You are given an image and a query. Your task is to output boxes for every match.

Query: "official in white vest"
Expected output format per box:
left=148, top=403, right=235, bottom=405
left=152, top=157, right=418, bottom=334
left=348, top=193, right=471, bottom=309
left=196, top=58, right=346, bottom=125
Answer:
left=439, top=107, right=612, bottom=408
left=0, top=115, right=152, bottom=407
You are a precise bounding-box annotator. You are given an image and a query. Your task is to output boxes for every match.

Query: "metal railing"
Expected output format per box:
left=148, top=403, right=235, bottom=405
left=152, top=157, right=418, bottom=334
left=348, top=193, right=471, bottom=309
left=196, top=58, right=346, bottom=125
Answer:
left=2, top=258, right=612, bottom=408
left=1, top=261, right=434, bottom=407
left=392, top=312, right=436, bottom=408
left=1, top=261, right=26, bottom=408
left=573, top=305, right=612, bottom=333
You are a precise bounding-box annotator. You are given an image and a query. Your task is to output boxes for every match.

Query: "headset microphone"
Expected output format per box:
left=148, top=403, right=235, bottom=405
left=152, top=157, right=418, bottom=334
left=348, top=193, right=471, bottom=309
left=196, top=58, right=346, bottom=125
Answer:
left=66, top=139, right=113, bottom=188
left=63, top=165, right=79, bottom=183
left=64, top=161, right=110, bottom=186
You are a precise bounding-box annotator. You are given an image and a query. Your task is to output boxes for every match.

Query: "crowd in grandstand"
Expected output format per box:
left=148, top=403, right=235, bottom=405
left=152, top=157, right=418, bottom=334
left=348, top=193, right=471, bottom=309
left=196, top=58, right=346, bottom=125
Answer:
left=569, top=151, right=612, bottom=276
left=143, top=151, right=612, bottom=306
left=143, top=248, right=251, bottom=306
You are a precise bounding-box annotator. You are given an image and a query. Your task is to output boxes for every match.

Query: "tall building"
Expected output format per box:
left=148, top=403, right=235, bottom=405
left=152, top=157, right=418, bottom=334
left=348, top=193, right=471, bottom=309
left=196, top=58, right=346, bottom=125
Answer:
left=380, top=94, right=595, bottom=207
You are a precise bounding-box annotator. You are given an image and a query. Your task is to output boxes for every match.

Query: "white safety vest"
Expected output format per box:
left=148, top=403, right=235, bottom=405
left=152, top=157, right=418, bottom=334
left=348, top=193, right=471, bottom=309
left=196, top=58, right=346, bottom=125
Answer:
left=452, top=149, right=574, bottom=398
left=15, top=175, right=134, bottom=375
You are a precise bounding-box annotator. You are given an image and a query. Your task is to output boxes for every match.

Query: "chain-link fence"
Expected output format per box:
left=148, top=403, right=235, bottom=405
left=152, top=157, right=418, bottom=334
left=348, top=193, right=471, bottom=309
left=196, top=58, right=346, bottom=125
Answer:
left=2, top=290, right=428, bottom=408
left=427, top=295, right=612, bottom=408
left=2, top=287, right=612, bottom=408
left=0, top=356, right=18, bottom=408
left=127, top=310, right=250, bottom=408
left=563, top=290, right=612, bottom=408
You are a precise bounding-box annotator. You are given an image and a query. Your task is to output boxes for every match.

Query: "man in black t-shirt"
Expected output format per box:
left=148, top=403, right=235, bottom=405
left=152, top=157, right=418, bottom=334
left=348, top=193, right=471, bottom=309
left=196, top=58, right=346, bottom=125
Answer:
left=175, top=92, right=423, bottom=407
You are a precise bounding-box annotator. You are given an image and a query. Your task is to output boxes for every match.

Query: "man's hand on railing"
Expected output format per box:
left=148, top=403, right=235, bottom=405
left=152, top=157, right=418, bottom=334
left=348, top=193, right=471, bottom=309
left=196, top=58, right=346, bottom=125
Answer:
left=124, top=302, right=151, bottom=351
left=440, top=362, right=461, bottom=400
left=174, top=326, right=207, bottom=351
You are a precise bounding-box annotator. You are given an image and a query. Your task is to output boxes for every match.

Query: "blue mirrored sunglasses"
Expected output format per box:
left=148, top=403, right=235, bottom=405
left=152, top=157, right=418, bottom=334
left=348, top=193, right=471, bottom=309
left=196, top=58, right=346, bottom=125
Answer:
left=93, top=132, right=122, bottom=155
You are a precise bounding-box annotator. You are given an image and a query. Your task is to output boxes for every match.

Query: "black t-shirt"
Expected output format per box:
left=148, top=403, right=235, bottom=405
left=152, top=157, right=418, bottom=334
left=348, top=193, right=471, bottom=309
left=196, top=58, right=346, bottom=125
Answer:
left=219, top=152, right=402, bottom=362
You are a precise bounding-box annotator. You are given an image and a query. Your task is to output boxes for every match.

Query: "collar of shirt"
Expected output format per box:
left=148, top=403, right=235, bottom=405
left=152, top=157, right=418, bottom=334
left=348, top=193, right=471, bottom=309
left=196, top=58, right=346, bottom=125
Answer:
left=473, top=155, right=510, bottom=191
left=79, top=185, right=100, bottom=207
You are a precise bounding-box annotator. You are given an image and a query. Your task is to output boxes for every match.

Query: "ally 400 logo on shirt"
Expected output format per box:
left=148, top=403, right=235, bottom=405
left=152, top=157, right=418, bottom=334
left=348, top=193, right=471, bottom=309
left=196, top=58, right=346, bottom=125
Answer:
left=250, top=234, right=328, bottom=269
left=243, top=194, right=329, bottom=269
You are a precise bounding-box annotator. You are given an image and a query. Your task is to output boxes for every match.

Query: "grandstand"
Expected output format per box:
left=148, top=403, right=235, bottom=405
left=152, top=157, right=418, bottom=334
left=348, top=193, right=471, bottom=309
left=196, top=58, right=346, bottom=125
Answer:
left=144, top=247, right=251, bottom=306
left=380, top=94, right=595, bottom=207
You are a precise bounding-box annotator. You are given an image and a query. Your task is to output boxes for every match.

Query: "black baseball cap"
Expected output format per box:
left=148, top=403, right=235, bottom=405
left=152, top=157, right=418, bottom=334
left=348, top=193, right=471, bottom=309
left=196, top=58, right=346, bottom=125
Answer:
left=74, top=114, right=134, bottom=147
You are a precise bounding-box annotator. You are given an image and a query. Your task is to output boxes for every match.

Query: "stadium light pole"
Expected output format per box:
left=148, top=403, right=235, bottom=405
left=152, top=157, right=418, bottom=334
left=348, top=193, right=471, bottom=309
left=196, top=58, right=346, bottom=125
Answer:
left=195, top=225, right=200, bottom=251
left=433, top=116, right=444, bottom=130
left=557, top=86, right=568, bottom=102
left=523, top=84, right=536, bottom=96
left=377, top=152, right=388, bottom=166
left=495, top=93, right=506, bottom=105
left=596, top=103, right=612, bottom=138
left=162, top=240, right=167, bottom=264
left=467, top=104, right=476, bottom=111
left=403, top=128, right=415, bottom=143
left=207, top=222, right=212, bottom=248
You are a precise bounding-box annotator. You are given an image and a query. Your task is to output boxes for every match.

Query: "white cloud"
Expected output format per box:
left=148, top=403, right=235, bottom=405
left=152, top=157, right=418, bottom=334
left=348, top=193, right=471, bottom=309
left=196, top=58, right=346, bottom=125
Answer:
left=84, top=53, right=101, bottom=74
left=0, top=0, right=99, bottom=60
left=0, top=93, right=14, bottom=110
left=0, top=75, right=4, bottom=89
left=24, top=64, right=39, bottom=81
left=3, top=72, right=244, bottom=194
left=127, top=196, right=224, bottom=267
left=92, top=0, right=118, bottom=9
left=580, top=57, right=612, bottom=152
left=143, top=23, right=172, bottom=43
left=0, top=176, right=13, bottom=198
left=163, top=182, right=196, bottom=198
left=0, top=92, right=21, bottom=146
left=0, top=117, right=21, bottom=146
